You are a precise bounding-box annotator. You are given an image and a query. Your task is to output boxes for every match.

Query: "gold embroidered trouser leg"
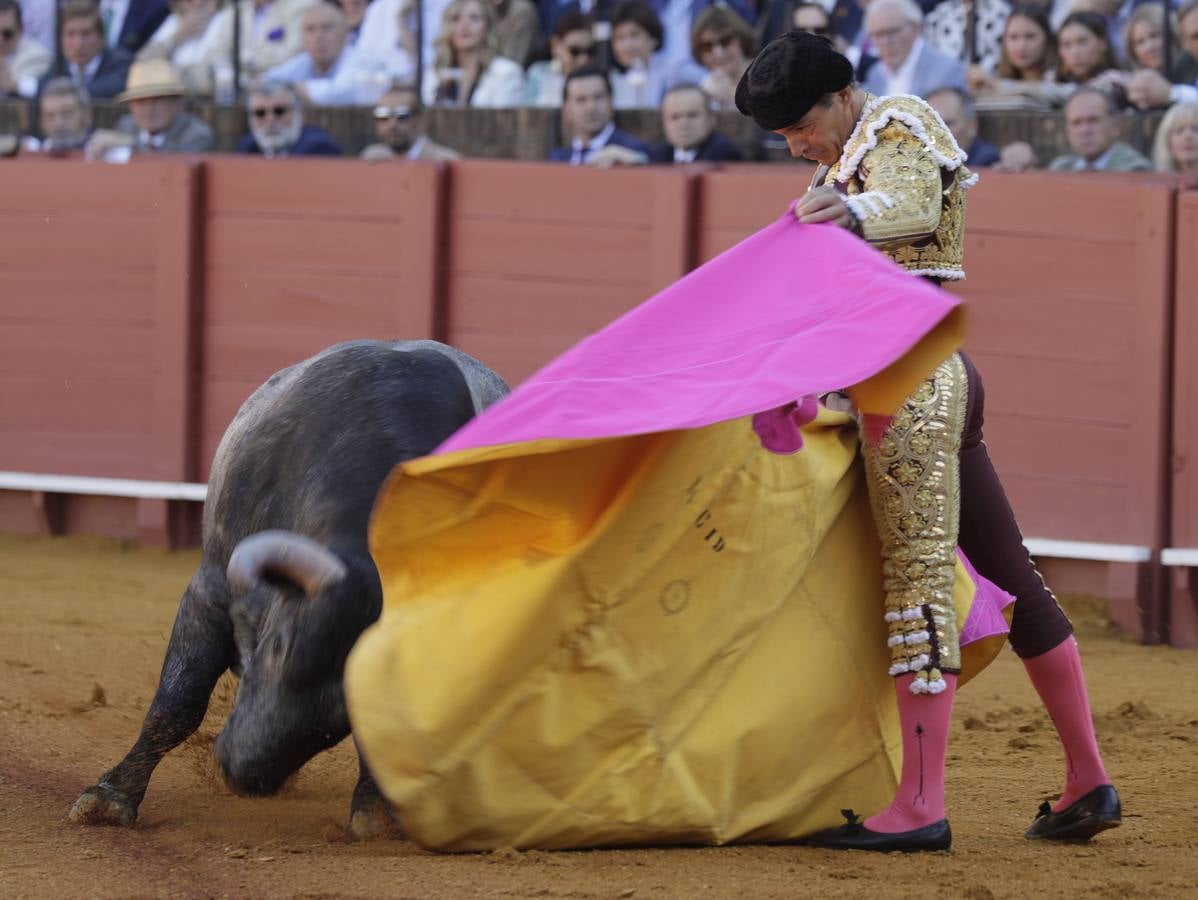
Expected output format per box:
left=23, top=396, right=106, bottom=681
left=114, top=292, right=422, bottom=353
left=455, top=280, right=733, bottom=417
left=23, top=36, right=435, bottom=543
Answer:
left=860, top=353, right=967, bottom=694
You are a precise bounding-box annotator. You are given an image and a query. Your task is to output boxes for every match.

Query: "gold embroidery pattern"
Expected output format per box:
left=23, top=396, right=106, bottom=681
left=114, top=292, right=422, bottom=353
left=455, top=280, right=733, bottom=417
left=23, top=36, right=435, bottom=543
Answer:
left=861, top=354, right=968, bottom=692
left=828, top=96, right=971, bottom=280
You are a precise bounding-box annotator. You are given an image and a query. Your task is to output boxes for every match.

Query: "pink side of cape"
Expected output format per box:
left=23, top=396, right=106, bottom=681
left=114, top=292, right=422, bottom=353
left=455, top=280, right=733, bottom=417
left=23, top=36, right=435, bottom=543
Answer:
left=439, top=215, right=959, bottom=453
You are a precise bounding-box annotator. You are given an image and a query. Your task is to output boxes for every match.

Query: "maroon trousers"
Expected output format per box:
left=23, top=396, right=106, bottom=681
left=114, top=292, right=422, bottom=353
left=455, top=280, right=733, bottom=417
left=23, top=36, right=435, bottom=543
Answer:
left=956, top=352, right=1074, bottom=658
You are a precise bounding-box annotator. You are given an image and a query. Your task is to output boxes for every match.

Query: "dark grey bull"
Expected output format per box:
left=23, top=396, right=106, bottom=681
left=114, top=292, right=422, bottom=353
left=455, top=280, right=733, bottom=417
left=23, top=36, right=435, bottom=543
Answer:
left=70, top=340, right=507, bottom=837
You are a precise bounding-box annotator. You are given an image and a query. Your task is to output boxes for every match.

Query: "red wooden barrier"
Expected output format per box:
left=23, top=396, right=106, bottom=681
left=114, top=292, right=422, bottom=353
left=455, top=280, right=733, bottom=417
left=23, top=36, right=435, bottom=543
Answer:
left=0, top=159, right=201, bottom=542
left=441, top=160, right=695, bottom=386
left=197, top=157, right=443, bottom=480
left=0, top=158, right=1189, bottom=647
left=1168, top=189, right=1198, bottom=646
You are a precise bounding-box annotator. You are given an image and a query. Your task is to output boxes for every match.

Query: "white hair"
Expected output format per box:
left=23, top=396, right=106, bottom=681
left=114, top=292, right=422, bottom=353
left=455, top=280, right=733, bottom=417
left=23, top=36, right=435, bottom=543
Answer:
left=866, top=0, right=924, bottom=27
left=1153, top=101, right=1198, bottom=172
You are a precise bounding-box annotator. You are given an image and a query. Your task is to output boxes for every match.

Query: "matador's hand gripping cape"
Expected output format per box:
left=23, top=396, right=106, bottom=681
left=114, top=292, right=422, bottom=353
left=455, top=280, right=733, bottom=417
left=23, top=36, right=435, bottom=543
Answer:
left=345, top=216, right=1011, bottom=851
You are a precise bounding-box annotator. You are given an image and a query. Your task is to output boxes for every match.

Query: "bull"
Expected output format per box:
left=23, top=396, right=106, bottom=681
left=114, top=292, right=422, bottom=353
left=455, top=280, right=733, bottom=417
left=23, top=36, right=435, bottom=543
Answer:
left=70, top=340, right=507, bottom=837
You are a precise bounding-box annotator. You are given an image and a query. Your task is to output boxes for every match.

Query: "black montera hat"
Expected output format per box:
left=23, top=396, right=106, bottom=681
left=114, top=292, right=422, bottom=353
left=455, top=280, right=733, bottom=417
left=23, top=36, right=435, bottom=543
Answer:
left=734, top=31, right=854, bottom=131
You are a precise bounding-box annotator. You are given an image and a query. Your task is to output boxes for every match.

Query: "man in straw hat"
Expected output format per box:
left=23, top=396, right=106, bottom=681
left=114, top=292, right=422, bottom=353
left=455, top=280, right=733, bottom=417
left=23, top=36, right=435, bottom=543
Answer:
left=734, top=30, right=1121, bottom=852
left=85, top=56, right=213, bottom=159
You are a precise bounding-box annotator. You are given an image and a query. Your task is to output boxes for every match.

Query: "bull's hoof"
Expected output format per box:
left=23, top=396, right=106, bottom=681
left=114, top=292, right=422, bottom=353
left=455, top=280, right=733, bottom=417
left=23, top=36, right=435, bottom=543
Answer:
left=349, top=800, right=400, bottom=841
left=70, top=784, right=138, bottom=827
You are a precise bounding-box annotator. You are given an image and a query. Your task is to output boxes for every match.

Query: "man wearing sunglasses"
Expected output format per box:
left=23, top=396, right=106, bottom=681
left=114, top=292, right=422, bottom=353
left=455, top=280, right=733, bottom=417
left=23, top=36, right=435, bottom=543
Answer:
left=360, top=83, right=461, bottom=161
left=0, top=0, right=51, bottom=98
left=236, top=79, right=342, bottom=157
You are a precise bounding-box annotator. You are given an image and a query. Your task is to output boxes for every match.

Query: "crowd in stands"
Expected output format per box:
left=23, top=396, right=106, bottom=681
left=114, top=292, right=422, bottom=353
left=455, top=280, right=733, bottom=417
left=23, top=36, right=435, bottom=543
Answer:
left=1, top=0, right=1197, bottom=173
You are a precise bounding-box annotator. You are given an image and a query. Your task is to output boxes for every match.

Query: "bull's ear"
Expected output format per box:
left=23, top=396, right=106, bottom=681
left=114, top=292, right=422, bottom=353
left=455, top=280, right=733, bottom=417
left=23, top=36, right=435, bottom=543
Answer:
left=227, top=530, right=347, bottom=598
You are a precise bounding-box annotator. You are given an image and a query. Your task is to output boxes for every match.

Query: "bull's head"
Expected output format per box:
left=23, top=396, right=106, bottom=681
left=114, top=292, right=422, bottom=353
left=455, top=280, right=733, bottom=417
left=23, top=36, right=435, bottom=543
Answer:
left=217, top=531, right=378, bottom=795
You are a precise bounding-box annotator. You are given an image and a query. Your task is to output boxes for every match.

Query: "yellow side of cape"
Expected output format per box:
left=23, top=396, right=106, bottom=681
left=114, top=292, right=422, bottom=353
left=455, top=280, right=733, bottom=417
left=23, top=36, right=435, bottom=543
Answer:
left=345, top=404, right=1005, bottom=851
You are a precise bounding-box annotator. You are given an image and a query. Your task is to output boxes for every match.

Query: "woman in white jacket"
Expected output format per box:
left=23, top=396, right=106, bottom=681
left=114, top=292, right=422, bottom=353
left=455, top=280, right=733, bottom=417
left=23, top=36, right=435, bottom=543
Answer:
left=423, top=0, right=524, bottom=107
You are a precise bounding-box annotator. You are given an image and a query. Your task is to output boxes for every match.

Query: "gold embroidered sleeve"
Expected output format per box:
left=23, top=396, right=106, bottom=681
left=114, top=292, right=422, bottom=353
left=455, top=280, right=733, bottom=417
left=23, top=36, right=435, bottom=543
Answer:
left=859, top=353, right=968, bottom=694
left=851, top=124, right=944, bottom=248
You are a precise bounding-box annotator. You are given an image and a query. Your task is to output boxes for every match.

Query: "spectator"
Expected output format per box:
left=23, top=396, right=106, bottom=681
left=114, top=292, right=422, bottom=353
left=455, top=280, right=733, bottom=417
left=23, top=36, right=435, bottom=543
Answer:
left=264, top=0, right=354, bottom=102
left=861, top=0, right=967, bottom=99
left=525, top=10, right=594, bottom=106
left=968, top=5, right=1070, bottom=110
left=489, top=0, right=544, bottom=67
left=1152, top=99, right=1198, bottom=171
left=424, top=0, right=525, bottom=106
left=924, top=0, right=1012, bottom=74
left=1054, top=11, right=1123, bottom=96
left=361, top=83, right=463, bottom=160
left=793, top=1, right=877, bottom=78
left=1122, top=4, right=1184, bottom=76
left=137, top=0, right=218, bottom=94
left=1127, top=0, right=1198, bottom=109
left=0, top=0, right=51, bottom=97
left=548, top=65, right=650, bottom=164
left=608, top=0, right=678, bottom=108
left=690, top=3, right=753, bottom=109
left=927, top=84, right=1000, bottom=164
left=1048, top=86, right=1151, bottom=170
left=100, top=0, right=170, bottom=55
left=37, top=0, right=133, bottom=99
left=84, top=58, right=212, bottom=158
left=27, top=76, right=94, bottom=153
left=197, top=0, right=317, bottom=89
left=236, top=79, right=342, bottom=156
left=649, top=82, right=742, bottom=162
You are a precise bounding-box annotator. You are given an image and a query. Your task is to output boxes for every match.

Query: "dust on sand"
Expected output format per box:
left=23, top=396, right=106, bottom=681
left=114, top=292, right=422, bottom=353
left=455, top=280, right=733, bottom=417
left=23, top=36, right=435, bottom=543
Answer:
left=1, top=535, right=1195, bottom=899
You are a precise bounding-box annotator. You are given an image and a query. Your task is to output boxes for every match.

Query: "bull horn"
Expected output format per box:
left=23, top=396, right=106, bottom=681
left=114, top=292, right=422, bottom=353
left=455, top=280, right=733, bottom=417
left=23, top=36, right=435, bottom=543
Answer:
left=227, top=530, right=348, bottom=597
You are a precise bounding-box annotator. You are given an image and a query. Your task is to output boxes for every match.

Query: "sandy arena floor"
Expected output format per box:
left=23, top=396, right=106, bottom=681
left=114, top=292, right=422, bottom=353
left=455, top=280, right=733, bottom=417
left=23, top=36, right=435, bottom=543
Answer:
left=1, top=534, right=1196, bottom=899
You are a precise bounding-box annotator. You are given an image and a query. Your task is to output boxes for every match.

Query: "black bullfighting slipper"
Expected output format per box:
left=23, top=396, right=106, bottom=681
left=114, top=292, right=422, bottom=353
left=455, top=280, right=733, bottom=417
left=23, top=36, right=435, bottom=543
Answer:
left=805, top=809, right=952, bottom=852
left=1025, top=784, right=1122, bottom=841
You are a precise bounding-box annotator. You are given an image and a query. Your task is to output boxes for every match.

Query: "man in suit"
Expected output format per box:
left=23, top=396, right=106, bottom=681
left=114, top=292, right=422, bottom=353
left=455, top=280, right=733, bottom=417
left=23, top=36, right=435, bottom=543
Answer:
left=649, top=83, right=742, bottom=163
left=83, top=58, right=212, bottom=159
left=26, top=76, right=94, bottom=153
left=360, top=84, right=462, bottom=161
left=861, top=0, right=966, bottom=99
left=37, top=0, right=133, bottom=99
left=100, top=0, right=169, bottom=54
left=1048, top=87, right=1151, bottom=172
left=236, top=79, right=342, bottom=157
left=548, top=65, right=651, bottom=165
left=927, top=86, right=999, bottom=167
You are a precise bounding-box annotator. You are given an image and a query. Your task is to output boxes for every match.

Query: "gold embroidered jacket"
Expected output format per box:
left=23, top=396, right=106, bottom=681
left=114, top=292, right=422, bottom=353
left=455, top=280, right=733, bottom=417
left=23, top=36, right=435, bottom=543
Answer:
left=826, top=94, right=976, bottom=281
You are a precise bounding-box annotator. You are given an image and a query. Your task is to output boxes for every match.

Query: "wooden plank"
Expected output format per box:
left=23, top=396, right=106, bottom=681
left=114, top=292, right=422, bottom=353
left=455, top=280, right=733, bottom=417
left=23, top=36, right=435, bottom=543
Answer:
left=0, top=159, right=181, bottom=213
left=1172, top=192, right=1198, bottom=547
left=0, top=272, right=154, bottom=323
left=205, top=216, right=406, bottom=273
left=204, top=271, right=411, bottom=328
left=449, top=219, right=650, bottom=283
left=148, top=161, right=201, bottom=483
left=0, top=216, right=158, bottom=270
left=963, top=170, right=1177, bottom=241
left=0, top=324, right=153, bottom=378
left=449, top=274, right=646, bottom=335
left=0, top=430, right=149, bottom=476
left=204, top=155, right=412, bottom=218
left=0, top=377, right=153, bottom=431
left=448, top=159, right=688, bottom=226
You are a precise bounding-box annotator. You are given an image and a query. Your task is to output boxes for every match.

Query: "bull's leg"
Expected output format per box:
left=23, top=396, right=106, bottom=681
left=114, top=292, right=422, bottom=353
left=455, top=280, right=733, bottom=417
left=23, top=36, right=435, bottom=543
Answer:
left=71, top=564, right=233, bottom=826
left=348, top=740, right=400, bottom=840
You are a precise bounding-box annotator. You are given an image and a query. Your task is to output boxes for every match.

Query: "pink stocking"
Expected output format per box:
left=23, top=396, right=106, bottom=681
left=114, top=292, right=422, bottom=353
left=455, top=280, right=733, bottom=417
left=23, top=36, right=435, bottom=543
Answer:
left=1022, top=636, right=1110, bottom=811
left=865, top=672, right=957, bottom=833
